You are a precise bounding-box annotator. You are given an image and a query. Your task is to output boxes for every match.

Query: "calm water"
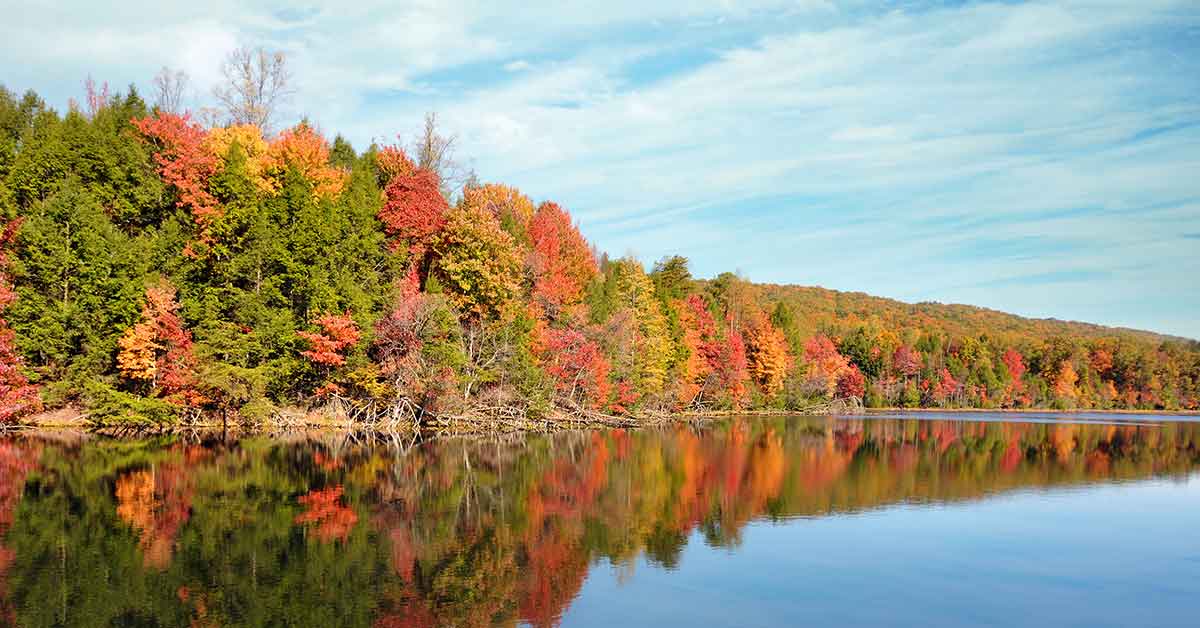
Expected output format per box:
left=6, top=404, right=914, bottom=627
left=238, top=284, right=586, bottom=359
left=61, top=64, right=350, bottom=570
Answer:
left=1, top=413, right=1198, bottom=627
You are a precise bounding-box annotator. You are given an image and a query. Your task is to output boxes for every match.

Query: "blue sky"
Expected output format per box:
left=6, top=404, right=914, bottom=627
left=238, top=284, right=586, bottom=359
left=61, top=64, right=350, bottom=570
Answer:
left=3, top=0, right=1199, bottom=338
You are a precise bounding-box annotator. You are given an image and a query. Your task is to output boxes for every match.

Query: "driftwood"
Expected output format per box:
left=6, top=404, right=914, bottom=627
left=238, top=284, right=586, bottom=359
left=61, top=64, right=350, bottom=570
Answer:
left=11, top=393, right=867, bottom=438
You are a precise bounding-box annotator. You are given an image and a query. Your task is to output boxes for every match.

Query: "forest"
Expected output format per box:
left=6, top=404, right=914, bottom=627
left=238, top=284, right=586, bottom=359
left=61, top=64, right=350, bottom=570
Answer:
left=0, top=59, right=1198, bottom=426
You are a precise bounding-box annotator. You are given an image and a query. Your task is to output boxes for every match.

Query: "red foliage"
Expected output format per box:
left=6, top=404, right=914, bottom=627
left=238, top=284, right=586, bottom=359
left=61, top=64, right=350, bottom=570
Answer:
left=610, top=380, right=639, bottom=415
left=132, top=113, right=221, bottom=242
left=375, top=144, right=415, bottom=186
left=295, top=485, right=359, bottom=543
left=714, top=319, right=750, bottom=407
left=892, top=345, right=922, bottom=378
left=0, top=220, right=39, bottom=423
left=679, top=296, right=750, bottom=405
left=145, top=283, right=198, bottom=399
left=933, top=368, right=959, bottom=405
left=538, top=326, right=610, bottom=408
left=528, top=202, right=596, bottom=314
left=299, top=313, right=361, bottom=367
left=804, top=334, right=851, bottom=397
left=836, top=364, right=866, bottom=399
left=1002, top=348, right=1026, bottom=382
left=378, top=168, right=448, bottom=258
left=1089, top=348, right=1113, bottom=376
left=1001, top=347, right=1026, bottom=405
left=117, top=280, right=201, bottom=404
left=374, top=275, right=425, bottom=381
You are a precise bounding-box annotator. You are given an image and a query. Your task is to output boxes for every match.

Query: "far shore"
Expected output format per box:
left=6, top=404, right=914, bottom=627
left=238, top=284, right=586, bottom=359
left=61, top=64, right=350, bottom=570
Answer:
left=864, top=407, right=1200, bottom=416
left=6, top=403, right=1198, bottom=434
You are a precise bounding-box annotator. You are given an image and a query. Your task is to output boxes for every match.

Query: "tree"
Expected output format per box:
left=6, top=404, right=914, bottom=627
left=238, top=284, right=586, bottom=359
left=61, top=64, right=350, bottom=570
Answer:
left=804, top=334, right=850, bottom=398
left=893, top=345, right=922, bottom=379
left=464, top=183, right=535, bottom=245
left=213, top=46, right=293, bottom=132
left=675, top=295, right=714, bottom=406
left=1001, top=348, right=1027, bottom=405
left=151, top=67, right=189, bottom=114
left=263, top=122, right=347, bottom=200
left=836, top=365, right=865, bottom=400
left=537, top=326, right=609, bottom=409
left=0, top=220, right=38, bottom=423
left=299, top=313, right=360, bottom=368
left=650, top=256, right=692, bottom=302
left=116, top=280, right=200, bottom=403
left=1054, top=361, right=1078, bottom=402
left=378, top=167, right=448, bottom=261
left=132, top=111, right=221, bottom=246
left=609, top=259, right=671, bottom=395
left=744, top=312, right=790, bottom=396
left=411, top=112, right=464, bottom=196
left=933, top=368, right=959, bottom=406
left=528, top=201, right=596, bottom=317
left=433, top=203, right=522, bottom=321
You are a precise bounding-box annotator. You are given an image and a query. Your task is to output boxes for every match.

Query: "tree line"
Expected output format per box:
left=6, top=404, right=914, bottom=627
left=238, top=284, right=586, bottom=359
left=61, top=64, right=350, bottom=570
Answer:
left=0, top=62, right=1197, bottom=425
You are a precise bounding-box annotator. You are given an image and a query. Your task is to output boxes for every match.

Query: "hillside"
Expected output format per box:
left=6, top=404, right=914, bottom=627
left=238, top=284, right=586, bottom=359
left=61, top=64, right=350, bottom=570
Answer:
left=0, top=83, right=1197, bottom=426
left=753, top=283, right=1196, bottom=347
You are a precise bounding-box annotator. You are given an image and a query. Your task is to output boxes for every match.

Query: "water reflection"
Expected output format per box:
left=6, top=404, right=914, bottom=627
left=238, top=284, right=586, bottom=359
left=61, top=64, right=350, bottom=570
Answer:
left=0, top=415, right=1198, bottom=627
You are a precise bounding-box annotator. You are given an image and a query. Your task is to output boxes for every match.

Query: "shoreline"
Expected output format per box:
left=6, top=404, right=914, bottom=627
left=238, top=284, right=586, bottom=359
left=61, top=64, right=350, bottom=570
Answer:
left=6, top=404, right=1198, bottom=435
left=863, top=407, right=1200, bottom=416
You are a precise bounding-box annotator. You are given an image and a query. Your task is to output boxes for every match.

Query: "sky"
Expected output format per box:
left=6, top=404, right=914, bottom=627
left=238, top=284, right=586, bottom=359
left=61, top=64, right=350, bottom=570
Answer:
left=3, top=0, right=1199, bottom=339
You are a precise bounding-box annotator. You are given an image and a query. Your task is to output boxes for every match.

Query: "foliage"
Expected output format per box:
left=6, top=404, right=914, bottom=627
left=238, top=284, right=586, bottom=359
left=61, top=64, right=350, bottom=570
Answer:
left=0, top=82, right=1195, bottom=423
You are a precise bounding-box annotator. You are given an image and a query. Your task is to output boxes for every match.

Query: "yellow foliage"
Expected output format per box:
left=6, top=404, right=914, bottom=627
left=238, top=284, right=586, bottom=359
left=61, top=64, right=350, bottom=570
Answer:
left=745, top=313, right=791, bottom=396
left=264, top=123, right=348, bottom=200
left=117, top=323, right=160, bottom=382
left=1054, top=361, right=1078, bottom=400
left=611, top=259, right=671, bottom=393
left=204, top=124, right=273, bottom=192
left=463, top=183, right=535, bottom=235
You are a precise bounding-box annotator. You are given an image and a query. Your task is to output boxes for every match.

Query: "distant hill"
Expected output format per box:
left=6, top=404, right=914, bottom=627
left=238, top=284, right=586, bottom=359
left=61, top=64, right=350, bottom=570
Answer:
left=751, top=282, right=1197, bottom=348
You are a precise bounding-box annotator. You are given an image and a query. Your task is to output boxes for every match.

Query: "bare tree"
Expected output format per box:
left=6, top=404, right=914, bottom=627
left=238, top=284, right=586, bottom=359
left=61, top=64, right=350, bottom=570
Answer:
left=412, top=112, right=466, bottom=197
left=213, top=46, right=293, bottom=132
left=151, top=66, right=189, bottom=114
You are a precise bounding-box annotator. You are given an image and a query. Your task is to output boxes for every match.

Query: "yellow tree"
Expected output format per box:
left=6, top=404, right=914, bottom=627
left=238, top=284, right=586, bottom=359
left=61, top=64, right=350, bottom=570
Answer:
left=463, top=183, right=536, bottom=244
left=610, top=259, right=671, bottom=395
left=744, top=312, right=791, bottom=396
left=433, top=203, right=522, bottom=320
left=1054, top=361, right=1079, bottom=403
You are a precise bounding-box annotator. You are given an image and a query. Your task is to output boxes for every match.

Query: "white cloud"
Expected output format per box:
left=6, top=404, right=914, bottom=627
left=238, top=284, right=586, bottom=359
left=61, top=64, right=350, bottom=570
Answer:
left=3, top=0, right=1198, bottom=337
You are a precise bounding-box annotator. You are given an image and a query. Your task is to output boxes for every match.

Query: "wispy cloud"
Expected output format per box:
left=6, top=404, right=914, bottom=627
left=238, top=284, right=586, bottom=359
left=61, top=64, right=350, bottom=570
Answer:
left=3, top=0, right=1198, bottom=337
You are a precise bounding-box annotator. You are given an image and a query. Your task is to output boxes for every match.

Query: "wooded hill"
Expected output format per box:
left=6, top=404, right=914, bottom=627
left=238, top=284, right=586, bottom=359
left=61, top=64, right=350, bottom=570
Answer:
left=0, top=81, right=1196, bottom=426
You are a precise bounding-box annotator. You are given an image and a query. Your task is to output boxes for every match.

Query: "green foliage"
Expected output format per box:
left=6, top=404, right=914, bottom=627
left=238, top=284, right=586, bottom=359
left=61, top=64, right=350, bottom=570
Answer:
left=0, top=83, right=1194, bottom=423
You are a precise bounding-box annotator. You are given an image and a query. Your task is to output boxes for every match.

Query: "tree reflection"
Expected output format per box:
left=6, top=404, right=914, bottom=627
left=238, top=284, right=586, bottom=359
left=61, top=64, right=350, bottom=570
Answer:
left=0, top=417, right=1196, bottom=626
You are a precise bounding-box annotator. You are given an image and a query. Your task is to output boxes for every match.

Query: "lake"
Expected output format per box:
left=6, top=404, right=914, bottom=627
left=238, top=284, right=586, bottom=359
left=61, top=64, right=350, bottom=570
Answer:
left=1, top=412, right=1198, bottom=627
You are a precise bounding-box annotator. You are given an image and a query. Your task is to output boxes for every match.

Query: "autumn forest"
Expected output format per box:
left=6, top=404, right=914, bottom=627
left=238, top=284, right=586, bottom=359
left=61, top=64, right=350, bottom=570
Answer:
left=0, top=61, right=1198, bottom=427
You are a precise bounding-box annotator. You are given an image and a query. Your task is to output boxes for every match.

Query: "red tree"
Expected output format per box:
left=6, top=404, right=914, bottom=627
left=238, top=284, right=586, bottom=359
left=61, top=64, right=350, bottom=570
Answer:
left=538, top=326, right=610, bottom=409
left=836, top=365, right=866, bottom=400
left=117, top=280, right=201, bottom=404
left=528, top=202, right=596, bottom=316
left=132, top=113, right=221, bottom=245
left=892, top=345, right=922, bottom=378
left=933, top=368, right=959, bottom=405
left=378, top=167, right=449, bottom=264
left=1001, top=348, right=1026, bottom=405
left=0, top=221, right=38, bottom=423
left=300, top=313, right=361, bottom=367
